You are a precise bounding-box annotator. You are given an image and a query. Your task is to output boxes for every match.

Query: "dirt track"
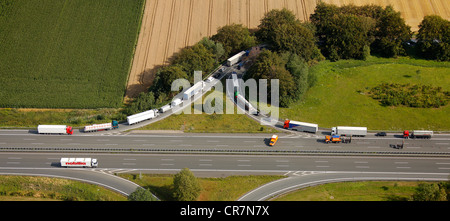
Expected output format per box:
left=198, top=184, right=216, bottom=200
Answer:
left=125, top=0, right=450, bottom=100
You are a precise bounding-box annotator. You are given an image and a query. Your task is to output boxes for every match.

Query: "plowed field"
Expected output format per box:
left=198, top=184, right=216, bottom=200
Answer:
left=126, top=0, right=450, bottom=99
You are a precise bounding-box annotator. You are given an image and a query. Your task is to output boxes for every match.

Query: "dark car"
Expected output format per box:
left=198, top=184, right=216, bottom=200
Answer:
left=376, top=132, right=387, bottom=136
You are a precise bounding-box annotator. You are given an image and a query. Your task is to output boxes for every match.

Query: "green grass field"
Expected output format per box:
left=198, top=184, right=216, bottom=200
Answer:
left=280, top=57, right=450, bottom=131
left=0, top=0, right=144, bottom=109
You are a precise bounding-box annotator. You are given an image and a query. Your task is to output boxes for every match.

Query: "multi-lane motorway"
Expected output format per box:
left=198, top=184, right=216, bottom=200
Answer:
left=1, top=130, right=450, bottom=198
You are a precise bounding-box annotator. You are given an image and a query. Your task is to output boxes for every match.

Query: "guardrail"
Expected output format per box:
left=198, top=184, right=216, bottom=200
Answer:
left=1, top=147, right=449, bottom=157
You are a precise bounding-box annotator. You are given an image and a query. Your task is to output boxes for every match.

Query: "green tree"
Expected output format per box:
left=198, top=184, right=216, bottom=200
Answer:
left=417, top=15, right=450, bottom=61
left=172, top=43, right=215, bottom=80
left=211, top=24, right=257, bottom=58
left=173, top=168, right=201, bottom=201
left=199, top=37, right=225, bottom=63
left=373, top=6, right=412, bottom=57
left=151, top=64, right=188, bottom=95
left=412, top=183, right=447, bottom=201
left=124, top=91, right=157, bottom=115
left=257, top=8, right=319, bottom=61
left=128, top=187, right=158, bottom=201
left=246, top=50, right=296, bottom=107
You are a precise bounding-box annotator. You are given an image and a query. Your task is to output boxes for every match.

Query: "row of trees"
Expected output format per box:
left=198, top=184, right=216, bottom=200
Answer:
left=126, top=3, right=449, bottom=111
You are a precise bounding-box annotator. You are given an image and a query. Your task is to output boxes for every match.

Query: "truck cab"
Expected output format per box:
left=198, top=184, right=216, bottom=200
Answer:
left=325, top=135, right=341, bottom=143
left=269, top=135, right=278, bottom=146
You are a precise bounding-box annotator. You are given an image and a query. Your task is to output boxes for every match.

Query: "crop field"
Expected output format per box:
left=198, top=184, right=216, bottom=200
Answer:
left=126, top=0, right=450, bottom=99
left=0, top=0, right=145, bottom=109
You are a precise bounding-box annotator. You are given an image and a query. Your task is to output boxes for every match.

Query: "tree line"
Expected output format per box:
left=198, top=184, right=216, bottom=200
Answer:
left=126, top=3, right=449, bottom=112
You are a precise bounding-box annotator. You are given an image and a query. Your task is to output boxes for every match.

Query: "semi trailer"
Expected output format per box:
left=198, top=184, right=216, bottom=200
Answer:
left=183, top=81, right=205, bottom=100
left=84, top=120, right=118, bottom=132
left=283, top=120, right=318, bottom=133
left=37, top=125, right=73, bottom=135
left=60, top=158, right=98, bottom=168
left=227, top=51, right=246, bottom=66
left=127, top=109, right=158, bottom=125
left=331, top=126, right=367, bottom=137
left=404, top=130, right=433, bottom=139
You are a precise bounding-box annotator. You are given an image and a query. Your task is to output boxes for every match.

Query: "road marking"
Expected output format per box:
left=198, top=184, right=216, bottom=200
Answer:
left=238, top=165, right=251, bottom=167
left=105, top=144, right=118, bottom=146
left=237, top=160, right=250, bottom=162
left=207, top=140, right=219, bottom=142
left=436, top=163, right=450, bottom=165
left=396, top=167, right=411, bottom=169
left=406, top=146, right=421, bottom=149
left=123, top=158, right=136, bottom=161
left=216, top=145, right=228, bottom=147
left=328, top=145, right=341, bottom=148
left=60, top=139, right=72, bottom=141
left=97, top=139, right=110, bottom=141
left=395, top=162, right=409, bottom=164
left=367, top=146, right=380, bottom=149
left=276, top=160, right=289, bottom=163
left=8, top=157, right=22, bottom=160
left=169, top=140, right=182, bottom=142
left=23, top=138, right=35, bottom=141
left=436, top=143, right=449, bottom=145
left=67, top=143, right=80, bottom=145
left=199, top=164, right=212, bottom=166
left=315, top=161, right=328, bottom=163
left=133, top=140, right=147, bottom=142
left=356, top=166, right=370, bottom=169
left=31, top=143, right=44, bottom=145
left=316, top=165, right=330, bottom=168
left=199, top=159, right=212, bottom=162
left=141, top=144, right=155, bottom=146
left=161, top=159, right=174, bottom=161
left=161, top=164, right=174, bottom=166
left=276, top=165, right=289, bottom=167
left=244, top=141, right=256, bottom=143
left=122, top=163, right=136, bottom=166
left=354, top=161, right=368, bottom=164
left=7, top=162, right=20, bottom=164
left=438, top=168, right=450, bottom=170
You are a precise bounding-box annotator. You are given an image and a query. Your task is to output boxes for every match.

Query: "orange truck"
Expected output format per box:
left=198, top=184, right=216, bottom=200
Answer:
left=325, top=135, right=342, bottom=143
left=269, top=135, right=278, bottom=146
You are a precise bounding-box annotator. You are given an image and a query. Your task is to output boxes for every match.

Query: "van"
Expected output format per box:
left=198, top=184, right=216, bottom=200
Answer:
left=269, top=135, right=278, bottom=146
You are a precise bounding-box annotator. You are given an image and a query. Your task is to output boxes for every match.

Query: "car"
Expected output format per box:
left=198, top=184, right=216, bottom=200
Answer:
left=375, top=132, right=387, bottom=136
left=269, top=135, right=278, bottom=146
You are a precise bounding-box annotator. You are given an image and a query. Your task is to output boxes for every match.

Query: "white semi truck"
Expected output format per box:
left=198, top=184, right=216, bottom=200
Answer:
left=127, top=109, right=158, bottom=125
left=331, top=126, right=367, bottom=137
left=38, top=125, right=74, bottom=135
left=83, top=120, right=119, bottom=132
left=283, top=120, right=318, bottom=133
left=227, top=51, right=246, bottom=66
left=183, top=81, right=205, bottom=100
left=60, top=158, right=98, bottom=168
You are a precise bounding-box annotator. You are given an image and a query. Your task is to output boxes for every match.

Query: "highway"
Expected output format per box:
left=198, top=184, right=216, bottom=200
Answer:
left=1, top=129, right=450, bottom=154
left=1, top=151, right=449, bottom=197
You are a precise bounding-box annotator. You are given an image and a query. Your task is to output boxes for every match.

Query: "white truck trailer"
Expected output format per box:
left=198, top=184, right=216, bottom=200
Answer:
left=183, top=81, right=205, bottom=100
left=60, top=158, right=98, bottom=168
left=332, top=126, right=367, bottom=137
left=283, top=120, right=318, bottom=133
left=38, top=125, right=74, bottom=135
left=84, top=120, right=119, bottom=132
left=127, top=109, right=157, bottom=125
left=227, top=51, right=246, bottom=66
left=171, top=98, right=182, bottom=108
left=411, top=130, right=433, bottom=139
left=159, top=104, right=171, bottom=113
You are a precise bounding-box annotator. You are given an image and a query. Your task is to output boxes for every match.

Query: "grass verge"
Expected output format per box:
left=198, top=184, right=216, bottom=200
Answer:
left=280, top=56, right=450, bottom=131
left=0, top=175, right=126, bottom=201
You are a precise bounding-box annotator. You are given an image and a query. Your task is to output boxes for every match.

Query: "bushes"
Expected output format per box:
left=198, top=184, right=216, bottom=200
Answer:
left=368, top=83, right=449, bottom=108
